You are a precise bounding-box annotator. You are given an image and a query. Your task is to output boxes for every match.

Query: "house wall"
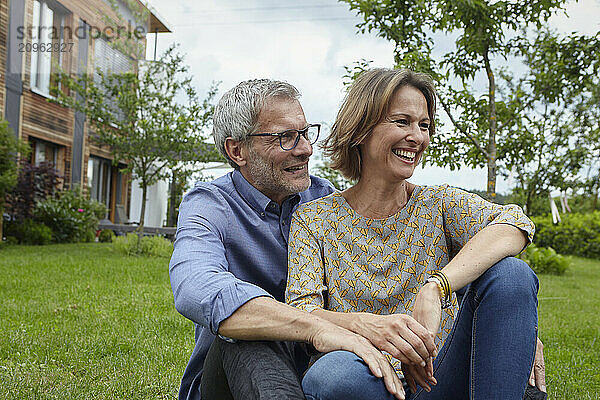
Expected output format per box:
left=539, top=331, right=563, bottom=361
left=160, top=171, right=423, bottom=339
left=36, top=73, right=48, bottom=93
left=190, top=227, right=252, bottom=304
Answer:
left=2, top=0, right=160, bottom=224
left=130, top=176, right=168, bottom=227
left=0, top=0, right=7, bottom=118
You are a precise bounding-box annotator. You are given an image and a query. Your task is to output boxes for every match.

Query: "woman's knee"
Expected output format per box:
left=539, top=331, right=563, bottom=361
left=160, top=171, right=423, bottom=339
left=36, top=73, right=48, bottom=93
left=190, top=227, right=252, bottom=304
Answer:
left=476, top=256, right=539, bottom=300
left=302, top=351, right=380, bottom=400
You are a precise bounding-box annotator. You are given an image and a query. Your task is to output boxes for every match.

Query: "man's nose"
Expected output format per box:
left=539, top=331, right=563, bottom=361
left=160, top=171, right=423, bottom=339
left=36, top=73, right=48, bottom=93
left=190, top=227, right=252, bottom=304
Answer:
left=291, top=133, right=313, bottom=157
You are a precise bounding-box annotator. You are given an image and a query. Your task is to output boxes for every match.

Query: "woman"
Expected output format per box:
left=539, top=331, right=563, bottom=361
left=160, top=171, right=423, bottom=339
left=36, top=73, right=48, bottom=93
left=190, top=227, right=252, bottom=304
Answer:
left=285, top=68, right=539, bottom=400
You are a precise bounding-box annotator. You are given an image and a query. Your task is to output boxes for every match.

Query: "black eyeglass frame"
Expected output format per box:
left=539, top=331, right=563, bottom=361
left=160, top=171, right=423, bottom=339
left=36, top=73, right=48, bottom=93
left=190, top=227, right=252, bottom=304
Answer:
left=248, top=123, right=321, bottom=151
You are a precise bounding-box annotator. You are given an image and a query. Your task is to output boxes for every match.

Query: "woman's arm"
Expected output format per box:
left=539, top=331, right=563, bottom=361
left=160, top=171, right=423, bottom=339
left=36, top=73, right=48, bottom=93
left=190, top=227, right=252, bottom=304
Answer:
left=441, top=222, right=528, bottom=292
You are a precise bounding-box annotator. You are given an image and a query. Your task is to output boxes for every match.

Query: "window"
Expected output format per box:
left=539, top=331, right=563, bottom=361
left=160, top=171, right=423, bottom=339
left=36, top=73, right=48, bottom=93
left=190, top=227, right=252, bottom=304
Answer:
left=30, top=0, right=69, bottom=96
left=94, top=38, right=134, bottom=121
left=87, top=156, right=112, bottom=211
left=31, top=139, right=59, bottom=167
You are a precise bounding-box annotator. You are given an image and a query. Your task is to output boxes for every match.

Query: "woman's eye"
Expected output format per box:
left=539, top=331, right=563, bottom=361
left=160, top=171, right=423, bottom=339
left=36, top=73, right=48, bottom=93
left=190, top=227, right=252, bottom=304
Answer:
left=392, top=119, right=408, bottom=126
left=420, top=122, right=430, bottom=130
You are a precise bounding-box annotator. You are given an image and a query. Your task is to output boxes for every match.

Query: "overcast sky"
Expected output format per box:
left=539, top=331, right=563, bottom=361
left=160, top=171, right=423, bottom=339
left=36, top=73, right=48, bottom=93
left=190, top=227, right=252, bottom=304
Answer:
left=144, top=0, right=600, bottom=193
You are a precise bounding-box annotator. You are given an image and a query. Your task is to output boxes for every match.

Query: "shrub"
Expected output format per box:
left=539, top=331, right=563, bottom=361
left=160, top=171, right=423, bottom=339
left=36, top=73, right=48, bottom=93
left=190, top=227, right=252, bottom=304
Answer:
left=114, top=233, right=173, bottom=258
left=140, top=235, right=174, bottom=258
left=5, top=160, right=61, bottom=221
left=4, top=219, right=53, bottom=245
left=532, top=211, right=600, bottom=259
left=98, top=229, right=115, bottom=243
left=34, top=189, right=107, bottom=243
left=518, top=244, right=569, bottom=275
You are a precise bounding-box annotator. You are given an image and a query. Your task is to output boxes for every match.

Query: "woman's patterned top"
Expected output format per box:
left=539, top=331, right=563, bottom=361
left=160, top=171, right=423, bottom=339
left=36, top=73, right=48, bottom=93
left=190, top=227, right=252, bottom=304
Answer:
left=285, top=185, right=535, bottom=375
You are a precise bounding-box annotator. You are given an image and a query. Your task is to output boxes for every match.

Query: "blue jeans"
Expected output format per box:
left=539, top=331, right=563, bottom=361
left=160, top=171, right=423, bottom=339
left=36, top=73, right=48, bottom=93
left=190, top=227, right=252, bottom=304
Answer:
left=302, top=257, right=539, bottom=400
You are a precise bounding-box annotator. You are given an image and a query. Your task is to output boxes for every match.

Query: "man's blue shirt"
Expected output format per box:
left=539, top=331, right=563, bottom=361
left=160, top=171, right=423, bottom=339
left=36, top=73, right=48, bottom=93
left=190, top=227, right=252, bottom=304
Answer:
left=169, top=169, right=334, bottom=400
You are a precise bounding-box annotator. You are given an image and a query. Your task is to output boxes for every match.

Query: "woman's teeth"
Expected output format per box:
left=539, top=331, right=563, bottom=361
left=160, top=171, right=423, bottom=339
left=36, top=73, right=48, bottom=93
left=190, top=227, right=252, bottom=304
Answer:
left=392, top=149, right=416, bottom=161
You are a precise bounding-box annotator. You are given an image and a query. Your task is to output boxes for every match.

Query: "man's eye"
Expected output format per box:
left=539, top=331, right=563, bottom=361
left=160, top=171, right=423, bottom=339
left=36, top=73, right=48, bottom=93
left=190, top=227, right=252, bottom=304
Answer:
left=281, top=132, right=296, bottom=140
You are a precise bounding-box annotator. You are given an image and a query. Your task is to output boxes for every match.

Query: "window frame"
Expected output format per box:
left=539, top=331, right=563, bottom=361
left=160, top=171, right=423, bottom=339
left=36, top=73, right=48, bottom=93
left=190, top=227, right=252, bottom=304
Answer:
left=29, top=0, right=70, bottom=97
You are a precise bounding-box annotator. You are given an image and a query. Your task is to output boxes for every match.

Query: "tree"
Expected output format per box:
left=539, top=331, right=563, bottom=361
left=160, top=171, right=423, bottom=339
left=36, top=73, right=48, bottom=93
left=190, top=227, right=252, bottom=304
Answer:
left=0, top=119, right=30, bottom=239
left=166, top=84, right=221, bottom=227
left=499, top=30, right=600, bottom=214
left=340, top=0, right=587, bottom=199
left=54, top=45, right=222, bottom=237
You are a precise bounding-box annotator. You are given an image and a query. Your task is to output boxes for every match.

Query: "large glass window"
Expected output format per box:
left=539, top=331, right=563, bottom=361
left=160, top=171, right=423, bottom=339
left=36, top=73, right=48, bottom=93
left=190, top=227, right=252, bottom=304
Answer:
left=87, top=156, right=112, bottom=211
left=30, top=0, right=69, bottom=96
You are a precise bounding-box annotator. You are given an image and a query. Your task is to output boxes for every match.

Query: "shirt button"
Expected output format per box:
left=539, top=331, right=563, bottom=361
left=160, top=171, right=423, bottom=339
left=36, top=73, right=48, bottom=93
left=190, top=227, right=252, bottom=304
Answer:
left=261, top=212, right=265, bottom=217
left=281, top=221, right=286, bottom=226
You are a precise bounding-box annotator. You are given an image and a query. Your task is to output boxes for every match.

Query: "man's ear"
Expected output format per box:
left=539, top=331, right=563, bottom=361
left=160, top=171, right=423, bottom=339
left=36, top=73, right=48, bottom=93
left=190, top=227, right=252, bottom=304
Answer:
left=224, top=137, right=248, bottom=168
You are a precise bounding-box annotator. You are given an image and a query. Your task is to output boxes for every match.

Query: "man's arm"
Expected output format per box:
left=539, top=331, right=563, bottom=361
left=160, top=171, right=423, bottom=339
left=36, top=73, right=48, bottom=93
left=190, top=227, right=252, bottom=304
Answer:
left=169, top=186, right=271, bottom=332
left=529, top=337, right=546, bottom=392
left=219, top=296, right=407, bottom=399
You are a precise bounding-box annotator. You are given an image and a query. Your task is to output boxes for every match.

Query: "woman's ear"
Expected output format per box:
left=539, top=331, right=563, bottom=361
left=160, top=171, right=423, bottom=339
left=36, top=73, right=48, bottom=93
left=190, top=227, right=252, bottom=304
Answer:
left=224, top=138, right=248, bottom=168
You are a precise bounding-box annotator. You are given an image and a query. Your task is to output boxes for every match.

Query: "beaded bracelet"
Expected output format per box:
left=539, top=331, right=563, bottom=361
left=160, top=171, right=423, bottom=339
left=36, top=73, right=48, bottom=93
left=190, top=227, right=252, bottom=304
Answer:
left=425, top=271, right=452, bottom=309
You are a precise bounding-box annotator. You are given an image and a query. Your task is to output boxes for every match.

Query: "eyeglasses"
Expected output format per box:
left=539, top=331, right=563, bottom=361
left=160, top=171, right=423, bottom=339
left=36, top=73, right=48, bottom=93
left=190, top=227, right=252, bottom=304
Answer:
left=248, top=124, right=320, bottom=151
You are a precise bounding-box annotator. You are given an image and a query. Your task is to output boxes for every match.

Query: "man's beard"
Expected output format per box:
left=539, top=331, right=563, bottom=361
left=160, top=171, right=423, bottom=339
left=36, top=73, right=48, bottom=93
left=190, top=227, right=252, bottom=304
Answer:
left=246, top=147, right=310, bottom=201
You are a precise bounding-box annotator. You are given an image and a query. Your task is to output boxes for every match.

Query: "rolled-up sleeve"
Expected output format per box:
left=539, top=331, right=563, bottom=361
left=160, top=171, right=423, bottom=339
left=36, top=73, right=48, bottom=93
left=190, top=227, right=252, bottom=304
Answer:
left=169, top=185, right=272, bottom=335
left=441, top=185, right=535, bottom=254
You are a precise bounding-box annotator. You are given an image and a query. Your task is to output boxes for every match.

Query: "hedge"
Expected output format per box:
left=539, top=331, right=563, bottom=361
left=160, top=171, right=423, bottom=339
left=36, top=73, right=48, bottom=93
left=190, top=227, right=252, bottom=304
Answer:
left=532, top=211, right=600, bottom=259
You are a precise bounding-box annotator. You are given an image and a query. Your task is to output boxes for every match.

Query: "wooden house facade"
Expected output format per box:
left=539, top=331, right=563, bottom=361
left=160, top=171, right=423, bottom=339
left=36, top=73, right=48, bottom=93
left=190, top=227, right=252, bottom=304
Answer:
left=1, top=0, right=169, bottom=222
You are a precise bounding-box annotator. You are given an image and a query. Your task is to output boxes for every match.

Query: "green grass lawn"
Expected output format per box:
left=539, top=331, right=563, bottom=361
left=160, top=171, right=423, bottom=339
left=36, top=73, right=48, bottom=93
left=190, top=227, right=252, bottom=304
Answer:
left=0, top=243, right=598, bottom=399
left=0, top=243, right=191, bottom=399
left=538, top=256, right=600, bottom=399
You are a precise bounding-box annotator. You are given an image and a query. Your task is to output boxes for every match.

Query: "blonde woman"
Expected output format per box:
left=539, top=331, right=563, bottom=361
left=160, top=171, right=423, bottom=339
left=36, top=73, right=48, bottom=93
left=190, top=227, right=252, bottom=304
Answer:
left=286, top=68, right=539, bottom=400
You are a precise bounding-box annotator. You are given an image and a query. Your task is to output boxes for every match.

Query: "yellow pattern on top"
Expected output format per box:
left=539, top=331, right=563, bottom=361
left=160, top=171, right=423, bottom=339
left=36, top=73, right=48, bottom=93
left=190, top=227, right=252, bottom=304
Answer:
left=285, top=185, right=535, bottom=376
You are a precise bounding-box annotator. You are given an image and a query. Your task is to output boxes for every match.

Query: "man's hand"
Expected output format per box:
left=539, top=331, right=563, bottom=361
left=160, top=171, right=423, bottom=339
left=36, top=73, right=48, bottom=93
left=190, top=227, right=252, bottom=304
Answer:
left=310, top=323, right=407, bottom=400
left=529, top=337, right=546, bottom=392
left=348, top=312, right=437, bottom=392
left=354, top=313, right=437, bottom=366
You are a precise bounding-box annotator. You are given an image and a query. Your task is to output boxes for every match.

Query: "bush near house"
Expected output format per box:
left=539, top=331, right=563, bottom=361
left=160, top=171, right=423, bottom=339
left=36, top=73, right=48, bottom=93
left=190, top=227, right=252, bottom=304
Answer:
left=98, top=229, right=115, bottom=243
left=5, top=160, right=61, bottom=221
left=3, top=219, right=53, bottom=245
left=34, top=189, right=107, bottom=243
left=532, top=212, right=600, bottom=259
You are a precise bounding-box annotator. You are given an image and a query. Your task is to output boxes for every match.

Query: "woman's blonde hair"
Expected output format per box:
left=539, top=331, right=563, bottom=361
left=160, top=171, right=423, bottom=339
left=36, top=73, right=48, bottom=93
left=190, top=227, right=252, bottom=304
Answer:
left=323, top=68, right=437, bottom=181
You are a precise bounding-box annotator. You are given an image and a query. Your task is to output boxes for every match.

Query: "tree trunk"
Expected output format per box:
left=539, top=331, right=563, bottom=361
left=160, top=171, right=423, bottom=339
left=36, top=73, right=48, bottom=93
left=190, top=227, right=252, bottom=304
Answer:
left=483, top=50, right=497, bottom=201
left=167, top=172, right=177, bottom=227
left=137, top=182, right=147, bottom=246
left=594, top=177, right=599, bottom=210
left=525, top=189, right=533, bottom=217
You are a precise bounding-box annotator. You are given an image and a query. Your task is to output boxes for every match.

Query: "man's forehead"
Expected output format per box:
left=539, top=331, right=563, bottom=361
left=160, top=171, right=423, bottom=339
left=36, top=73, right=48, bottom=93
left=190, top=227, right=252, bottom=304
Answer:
left=257, top=97, right=307, bottom=130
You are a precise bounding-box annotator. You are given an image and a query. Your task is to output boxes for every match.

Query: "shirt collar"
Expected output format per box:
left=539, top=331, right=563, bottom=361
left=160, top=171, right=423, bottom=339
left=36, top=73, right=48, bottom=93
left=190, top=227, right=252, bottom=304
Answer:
left=231, top=169, right=302, bottom=213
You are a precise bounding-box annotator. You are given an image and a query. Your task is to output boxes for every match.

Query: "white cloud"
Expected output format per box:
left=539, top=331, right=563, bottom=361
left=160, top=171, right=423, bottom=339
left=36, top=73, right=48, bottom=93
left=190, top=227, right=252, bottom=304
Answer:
left=146, top=0, right=598, bottom=194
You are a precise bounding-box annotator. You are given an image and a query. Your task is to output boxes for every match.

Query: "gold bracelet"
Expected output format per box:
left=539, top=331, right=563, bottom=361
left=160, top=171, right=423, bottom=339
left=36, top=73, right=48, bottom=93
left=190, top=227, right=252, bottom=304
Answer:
left=427, top=272, right=452, bottom=309
left=435, top=271, right=452, bottom=298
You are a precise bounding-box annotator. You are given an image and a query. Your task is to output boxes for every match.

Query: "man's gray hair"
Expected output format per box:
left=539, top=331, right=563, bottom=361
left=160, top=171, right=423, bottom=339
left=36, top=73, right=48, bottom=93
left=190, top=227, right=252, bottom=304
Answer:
left=213, top=79, right=301, bottom=168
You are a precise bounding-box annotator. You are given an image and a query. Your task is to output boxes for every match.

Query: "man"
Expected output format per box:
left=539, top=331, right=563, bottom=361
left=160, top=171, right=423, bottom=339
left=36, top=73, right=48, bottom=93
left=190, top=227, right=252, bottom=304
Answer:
left=169, top=79, right=546, bottom=400
left=169, top=79, right=416, bottom=400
